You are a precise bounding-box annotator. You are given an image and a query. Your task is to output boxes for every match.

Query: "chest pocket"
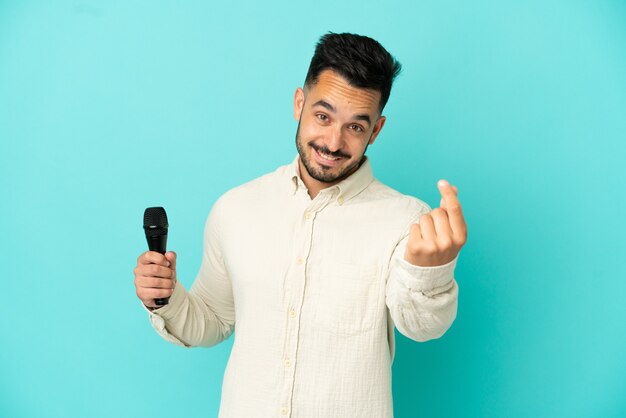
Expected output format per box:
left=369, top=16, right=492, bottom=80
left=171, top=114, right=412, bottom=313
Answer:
left=311, top=262, right=382, bottom=336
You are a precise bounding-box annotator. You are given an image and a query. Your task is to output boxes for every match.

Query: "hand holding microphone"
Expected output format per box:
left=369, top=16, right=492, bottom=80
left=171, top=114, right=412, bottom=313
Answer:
left=133, top=207, right=177, bottom=309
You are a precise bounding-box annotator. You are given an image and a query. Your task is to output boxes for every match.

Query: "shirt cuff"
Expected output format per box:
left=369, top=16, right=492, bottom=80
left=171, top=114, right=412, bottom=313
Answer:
left=392, top=254, right=458, bottom=293
left=141, top=282, right=190, bottom=347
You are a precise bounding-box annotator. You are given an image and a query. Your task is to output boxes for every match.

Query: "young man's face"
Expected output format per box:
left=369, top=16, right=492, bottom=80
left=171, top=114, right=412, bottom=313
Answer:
left=294, top=70, right=386, bottom=188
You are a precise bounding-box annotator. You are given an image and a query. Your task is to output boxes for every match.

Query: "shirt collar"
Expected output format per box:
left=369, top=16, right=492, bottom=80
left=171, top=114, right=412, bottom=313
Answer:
left=289, top=154, right=374, bottom=205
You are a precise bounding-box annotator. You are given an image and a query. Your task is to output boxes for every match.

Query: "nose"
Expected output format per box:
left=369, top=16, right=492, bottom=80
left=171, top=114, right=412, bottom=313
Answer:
left=326, top=126, right=344, bottom=153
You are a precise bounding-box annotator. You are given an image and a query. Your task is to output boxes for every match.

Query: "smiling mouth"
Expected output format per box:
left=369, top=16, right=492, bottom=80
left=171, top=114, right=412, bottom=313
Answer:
left=312, top=147, right=347, bottom=168
left=316, top=149, right=342, bottom=161
left=311, top=144, right=348, bottom=164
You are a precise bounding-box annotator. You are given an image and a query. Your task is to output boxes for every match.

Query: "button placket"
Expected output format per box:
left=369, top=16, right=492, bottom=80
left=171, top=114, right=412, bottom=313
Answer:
left=279, top=188, right=335, bottom=416
left=279, top=200, right=317, bottom=417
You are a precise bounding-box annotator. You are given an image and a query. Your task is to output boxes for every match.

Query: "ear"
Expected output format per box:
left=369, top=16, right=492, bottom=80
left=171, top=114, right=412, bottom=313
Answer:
left=368, top=116, right=386, bottom=145
left=294, top=87, right=305, bottom=121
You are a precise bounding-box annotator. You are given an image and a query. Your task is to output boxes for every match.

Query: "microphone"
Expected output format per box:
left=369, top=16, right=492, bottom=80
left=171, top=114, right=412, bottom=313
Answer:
left=143, top=207, right=170, bottom=306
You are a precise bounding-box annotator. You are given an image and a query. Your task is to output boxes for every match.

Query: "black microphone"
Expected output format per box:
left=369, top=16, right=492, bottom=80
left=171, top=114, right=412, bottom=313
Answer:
left=143, top=206, right=170, bottom=306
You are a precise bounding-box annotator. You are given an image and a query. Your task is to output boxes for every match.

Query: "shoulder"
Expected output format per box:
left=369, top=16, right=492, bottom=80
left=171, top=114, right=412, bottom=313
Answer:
left=362, top=179, right=432, bottom=222
left=211, top=162, right=290, bottom=216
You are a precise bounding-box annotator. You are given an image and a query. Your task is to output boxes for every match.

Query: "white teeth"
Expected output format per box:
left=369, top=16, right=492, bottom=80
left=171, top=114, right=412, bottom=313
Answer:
left=318, top=150, right=340, bottom=161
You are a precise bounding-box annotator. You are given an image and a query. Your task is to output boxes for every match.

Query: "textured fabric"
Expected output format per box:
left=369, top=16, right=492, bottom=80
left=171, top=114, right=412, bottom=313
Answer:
left=145, top=155, right=459, bottom=418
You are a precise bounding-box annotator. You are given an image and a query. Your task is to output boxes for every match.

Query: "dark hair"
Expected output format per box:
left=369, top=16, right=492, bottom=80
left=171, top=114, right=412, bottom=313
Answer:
left=304, top=32, right=402, bottom=112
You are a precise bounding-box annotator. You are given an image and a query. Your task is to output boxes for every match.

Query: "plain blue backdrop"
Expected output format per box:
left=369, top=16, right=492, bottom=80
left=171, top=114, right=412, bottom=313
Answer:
left=1, top=1, right=625, bottom=417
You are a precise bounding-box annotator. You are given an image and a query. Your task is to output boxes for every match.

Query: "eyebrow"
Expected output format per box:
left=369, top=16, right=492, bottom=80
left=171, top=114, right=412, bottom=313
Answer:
left=312, top=99, right=372, bottom=127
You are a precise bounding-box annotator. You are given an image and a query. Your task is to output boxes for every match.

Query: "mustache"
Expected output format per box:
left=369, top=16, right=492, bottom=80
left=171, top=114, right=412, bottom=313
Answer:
left=310, top=143, right=350, bottom=159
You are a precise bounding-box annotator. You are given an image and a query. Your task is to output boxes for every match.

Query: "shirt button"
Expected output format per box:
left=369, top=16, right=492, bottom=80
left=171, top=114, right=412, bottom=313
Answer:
left=296, top=257, right=304, bottom=265
left=337, top=196, right=344, bottom=205
left=305, top=212, right=313, bottom=220
left=285, top=359, right=291, bottom=367
left=280, top=407, right=288, bottom=415
left=289, top=309, right=296, bottom=318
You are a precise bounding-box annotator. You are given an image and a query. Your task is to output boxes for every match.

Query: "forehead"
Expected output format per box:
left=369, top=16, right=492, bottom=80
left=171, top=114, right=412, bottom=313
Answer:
left=305, top=70, right=381, bottom=115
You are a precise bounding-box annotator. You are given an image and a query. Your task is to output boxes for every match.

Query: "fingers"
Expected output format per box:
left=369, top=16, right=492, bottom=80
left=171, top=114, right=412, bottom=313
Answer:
left=418, top=210, right=453, bottom=244
left=136, top=285, right=175, bottom=305
left=406, top=211, right=457, bottom=267
left=133, top=264, right=176, bottom=288
left=417, top=212, right=435, bottom=241
left=165, top=251, right=177, bottom=271
left=135, top=277, right=175, bottom=292
left=134, top=273, right=176, bottom=307
left=405, top=183, right=466, bottom=266
left=430, top=208, right=453, bottom=244
left=409, top=223, right=422, bottom=241
left=439, top=184, right=458, bottom=211
left=138, top=251, right=171, bottom=267
left=136, top=276, right=174, bottom=288
left=437, top=179, right=459, bottom=207
left=437, top=179, right=467, bottom=245
left=134, top=251, right=177, bottom=307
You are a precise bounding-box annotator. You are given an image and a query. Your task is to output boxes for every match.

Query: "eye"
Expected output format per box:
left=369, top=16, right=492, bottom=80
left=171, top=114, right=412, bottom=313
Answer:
left=349, top=124, right=364, bottom=133
left=316, top=113, right=329, bottom=122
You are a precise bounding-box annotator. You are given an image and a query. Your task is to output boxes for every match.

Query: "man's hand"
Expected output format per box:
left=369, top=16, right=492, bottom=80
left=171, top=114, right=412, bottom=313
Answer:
left=404, top=180, right=468, bottom=267
left=134, top=251, right=178, bottom=308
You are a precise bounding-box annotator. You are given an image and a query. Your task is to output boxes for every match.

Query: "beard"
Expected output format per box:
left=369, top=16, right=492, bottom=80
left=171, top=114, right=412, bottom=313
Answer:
left=295, top=119, right=369, bottom=184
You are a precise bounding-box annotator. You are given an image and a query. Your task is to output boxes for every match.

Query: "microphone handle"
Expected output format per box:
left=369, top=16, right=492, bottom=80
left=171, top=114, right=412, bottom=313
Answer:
left=147, top=234, right=169, bottom=306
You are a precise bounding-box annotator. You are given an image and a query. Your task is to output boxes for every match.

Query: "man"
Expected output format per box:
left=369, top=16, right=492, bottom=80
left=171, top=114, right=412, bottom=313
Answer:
left=134, top=32, right=467, bottom=418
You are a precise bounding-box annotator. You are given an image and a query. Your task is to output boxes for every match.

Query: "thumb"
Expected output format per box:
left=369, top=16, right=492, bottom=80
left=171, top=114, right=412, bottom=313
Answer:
left=165, top=251, right=177, bottom=271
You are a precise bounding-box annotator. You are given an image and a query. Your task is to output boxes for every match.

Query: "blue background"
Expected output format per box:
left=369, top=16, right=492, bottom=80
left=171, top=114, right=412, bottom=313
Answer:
left=1, top=1, right=625, bottom=417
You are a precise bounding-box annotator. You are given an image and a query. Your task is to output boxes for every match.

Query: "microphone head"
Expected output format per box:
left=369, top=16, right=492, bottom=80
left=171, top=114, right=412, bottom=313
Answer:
left=143, top=207, right=169, bottom=236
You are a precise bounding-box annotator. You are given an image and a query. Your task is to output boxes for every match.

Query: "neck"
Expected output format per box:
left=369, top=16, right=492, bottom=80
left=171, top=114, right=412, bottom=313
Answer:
left=298, top=166, right=331, bottom=199
left=297, top=157, right=364, bottom=200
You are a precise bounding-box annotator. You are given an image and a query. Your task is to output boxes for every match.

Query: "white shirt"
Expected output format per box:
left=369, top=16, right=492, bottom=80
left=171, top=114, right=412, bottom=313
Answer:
left=145, top=155, right=459, bottom=418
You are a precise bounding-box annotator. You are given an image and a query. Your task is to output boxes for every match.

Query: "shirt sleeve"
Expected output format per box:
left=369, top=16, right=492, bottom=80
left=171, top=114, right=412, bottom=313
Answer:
left=143, top=198, right=236, bottom=348
left=385, top=207, right=459, bottom=343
